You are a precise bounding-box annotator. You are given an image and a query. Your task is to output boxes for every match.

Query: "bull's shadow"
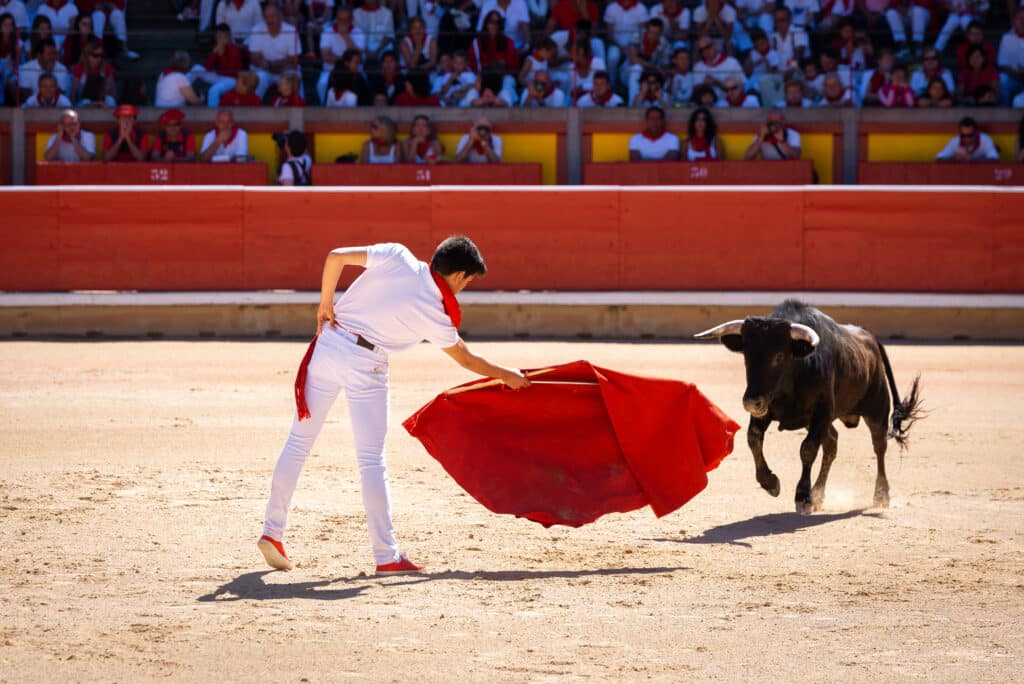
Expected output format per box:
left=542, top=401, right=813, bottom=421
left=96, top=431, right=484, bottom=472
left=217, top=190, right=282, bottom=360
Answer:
left=655, top=509, right=879, bottom=548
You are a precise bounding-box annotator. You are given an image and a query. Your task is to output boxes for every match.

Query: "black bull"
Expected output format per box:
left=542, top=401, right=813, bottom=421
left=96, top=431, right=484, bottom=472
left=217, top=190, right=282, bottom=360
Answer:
left=696, top=300, right=923, bottom=514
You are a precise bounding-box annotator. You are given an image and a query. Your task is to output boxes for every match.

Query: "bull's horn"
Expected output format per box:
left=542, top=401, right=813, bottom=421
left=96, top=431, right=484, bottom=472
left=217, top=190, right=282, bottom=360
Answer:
left=789, top=323, right=820, bottom=347
left=694, top=320, right=744, bottom=339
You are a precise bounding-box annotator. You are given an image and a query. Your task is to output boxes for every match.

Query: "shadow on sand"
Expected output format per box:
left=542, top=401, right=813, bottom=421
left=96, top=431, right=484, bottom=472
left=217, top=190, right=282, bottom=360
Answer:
left=197, top=566, right=690, bottom=602
left=652, top=509, right=880, bottom=548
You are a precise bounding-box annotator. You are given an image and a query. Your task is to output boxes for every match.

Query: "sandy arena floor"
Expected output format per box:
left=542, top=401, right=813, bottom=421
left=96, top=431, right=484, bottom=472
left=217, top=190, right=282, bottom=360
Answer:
left=1, top=339, right=1022, bottom=682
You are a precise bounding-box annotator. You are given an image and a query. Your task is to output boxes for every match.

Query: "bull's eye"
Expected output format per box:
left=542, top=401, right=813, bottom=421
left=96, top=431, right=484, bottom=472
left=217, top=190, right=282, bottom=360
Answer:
left=772, top=352, right=785, bottom=367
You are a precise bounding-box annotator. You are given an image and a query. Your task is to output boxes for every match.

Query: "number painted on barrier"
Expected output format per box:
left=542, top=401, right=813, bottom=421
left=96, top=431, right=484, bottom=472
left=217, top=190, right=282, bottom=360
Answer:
left=994, top=168, right=1013, bottom=183
left=416, top=168, right=430, bottom=184
left=689, top=165, right=709, bottom=180
left=149, top=167, right=170, bottom=183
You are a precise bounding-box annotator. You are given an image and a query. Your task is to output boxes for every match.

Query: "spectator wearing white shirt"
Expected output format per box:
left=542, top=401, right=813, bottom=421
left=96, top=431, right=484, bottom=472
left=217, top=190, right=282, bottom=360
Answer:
left=629, top=106, right=680, bottom=161
left=317, top=6, right=365, bottom=103
left=910, top=47, right=954, bottom=96
left=278, top=130, right=312, bottom=185
left=936, top=117, right=1000, bottom=161
left=624, top=18, right=671, bottom=103
left=36, top=0, right=75, bottom=50
left=17, top=38, right=69, bottom=100
left=305, top=0, right=335, bottom=60
left=247, top=5, right=301, bottom=98
left=0, top=0, right=30, bottom=31
left=770, top=6, right=808, bottom=77
left=22, top=73, right=70, bottom=107
left=44, top=109, right=95, bottom=161
left=693, top=0, right=736, bottom=51
left=215, top=0, right=264, bottom=41
left=667, top=47, right=695, bottom=104
left=434, top=49, right=477, bottom=106
left=604, top=0, right=649, bottom=87
left=692, top=33, right=744, bottom=98
left=722, top=76, right=760, bottom=106
left=89, top=0, right=137, bottom=59
left=200, top=109, right=249, bottom=163
left=154, top=50, right=203, bottom=107
left=935, top=0, right=989, bottom=53
left=779, top=78, right=812, bottom=106
left=744, top=109, right=801, bottom=160
left=818, top=73, right=852, bottom=105
left=783, top=0, right=819, bottom=28
left=998, top=9, right=1024, bottom=106
left=737, top=0, right=774, bottom=35
left=518, top=69, right=565, bottom=106
left=649, top=0, right=691, bottom=49
left=353, top=0, right=395, bottom=61
left=324, top=67, right=362, bottom=106
left=475, top=0, right=531, bottom=50
left=884, top=0, right=930, bottom=54
left=455, top=117, right=503, bottom=163
left=745, top=28, right=783, bottom=108
left=576, top=70, right=625, bottom=106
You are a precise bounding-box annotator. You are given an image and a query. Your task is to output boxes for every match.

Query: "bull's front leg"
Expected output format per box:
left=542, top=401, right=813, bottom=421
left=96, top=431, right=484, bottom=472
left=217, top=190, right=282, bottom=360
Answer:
left=747, top=416, right=779, bottom=497
left=796, top=402, right=831, bottom=515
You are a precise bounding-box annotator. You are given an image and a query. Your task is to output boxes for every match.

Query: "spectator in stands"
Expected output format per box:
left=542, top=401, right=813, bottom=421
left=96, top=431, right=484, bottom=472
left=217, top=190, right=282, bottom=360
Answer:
left=576, top=69, right=624, bottom=105
left=683, top=106, right=724, bottom=160
left=401, top=16, right=438, bottom=71
left=878, top=63, right=916, bottom=106
left=624, top=18, right=670, bottom=104
left=45, top=109, right=95, bottom=161
left=469, top=10, right=520, bottom=94
left=324, top=67, right=361, bottom=106
left=745, top=29, right=782, bottom=107
left=650, top=0, right=691, bottom=50
left=149, top=109, right=196, bottom=162
left=475, top=0, right=532, bottom=51
left=564, top=37, right=606, bottom=99
left=37, top=0, right=76, bottom=51
left=884, top=0, right=930, bottom=58
left=22, top=73, right=71, bottom=107
left=519, top=68, right=565, bottom=105
left=723, top=76, right=760, bottom=106
left=278, top=130, right=311, bottom=185
left=368, top=49, right=405, bottom=103
left=434, top=48, right=477, bottom=105
left=604, top=0, right=649, bottom=88
left=0, top=14, right=22, bottom=99
left=517, top=36, right=555, bottom=87
left=628, top=106, right=679, bottom=160
left=910, top=46, right=955, bottom=97
left=61, top=13, right=96, bottom=68
left=781, top=78, right=812, bottom=106
left=832, top=20, right=871, bottom=71
left=819, top=73, right=853, bottom=105
left=18, top=38, right=69, bottom=101
left=155, top=50, right=203, bottom=107
left=317, top=7, right=365, bottom=103
left=456, top=117, right=503, bottom=163
left=361, top=116, right=403, bottom=163
left=200, top=109, right=249, bottom=162
left=215, top=0, right=263, bottom=42
left=998, top=9, right=1024, bottom=106
left=693, top=33, right=744, bottom=98
left=744, top=109, right=801, bottom=160
left=955, top=20, right=996, bottom=73
left=936, top=116, right=999, bottom=161
left=935, top=0, right=989, bottom=54
left=248, top=4, right=300, bottom=99
left=395, top=69, right=442, bottom=104
left=916, top=75, right=956, bottom=105
left=70, top=38, right=115, bottom=106
left=818, top=0, right=855, bottom=32
left=769, top=6, right=808, bottom=79
left=353, top=0, right=395, bottom=62
left=89, top=0, right=139, bottom=60
left=632, top=68, right=669, bottom=106
left=662, top=47, right=693, bottom=105
left=271, top=72, right=305, bottom=105
left=403, top=114, right=444, bottom=163
left=193, top=24, right=245, bottom=107
left=546, top=2, right=605, bottom=74
left=693, top=0, right=735, bottom=52
left=219, top=70, right=263, bottom=105
left=691, top=82, right=721, bottom=106
left=28, top=16, right=53, bottom=60
left=304, top=0, right=334, bottom=60
left=862, top=47, right=896, bottom=106
left=103, top=104, right=147, bottom=162
left=801, top=58, right=824, bottom=101
left=738, top=0, right=775, bottom=36
left=958, top=44, right=1001, bottom=104
left=468, top=65, right=517, bottom=105
left=783, top=0, right=819, bottom=29
left=77, top=75, right=112, bottom=107
left=0, top=0, right=28, bottom=34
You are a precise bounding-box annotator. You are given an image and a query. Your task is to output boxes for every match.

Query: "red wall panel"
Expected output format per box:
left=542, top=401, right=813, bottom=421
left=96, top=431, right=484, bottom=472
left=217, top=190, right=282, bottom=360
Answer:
left=0, top=190, right=60, bottom=291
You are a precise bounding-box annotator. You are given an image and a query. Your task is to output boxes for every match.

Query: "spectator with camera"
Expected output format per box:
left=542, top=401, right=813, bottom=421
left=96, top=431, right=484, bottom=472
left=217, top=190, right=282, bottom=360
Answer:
left=455, top=117, right=503, bottom=163
left=200, top=109, right=249, bottom=163
left=468, top=64, right=518, bottom=106
left=936, top=116, right=999, bottom=161
left=629, top=106, right=680, bottom=161
left=149, top=109, right=196, bottom=162
left=361, top=116, right=403, bottom=163
left=44, top=109, right=96, bottom=161
left=403, top=115, right=444, bottom=163
left=435, top=49, right=478, bottom=105
left=684, top=106, right=724, bottom=161
left=632, top=69, right=669, bottom=107
left=744, top=109, right=801, bottom=160
left=278, top=130, right=312, bottom=185
left=102, top=104, right=148, bottom=162
left=576, top=70, right=624, bottom=106
left=958, top=44, right=1001, bottom=105
left=519, top=69, right=565, bottom=105
left=624, top=17, right=671, bottom=104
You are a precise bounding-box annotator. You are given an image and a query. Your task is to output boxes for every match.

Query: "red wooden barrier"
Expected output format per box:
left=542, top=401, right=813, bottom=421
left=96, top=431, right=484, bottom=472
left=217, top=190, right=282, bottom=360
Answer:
left=35, top=162, right=269, bottom=186
left=2, top=188, right=1023, bottom=293
left=583, top=161, right=814, bottom=185
left=311, top=163, right=543, bottom=186
left=858, top=162, right=1024, bottom=186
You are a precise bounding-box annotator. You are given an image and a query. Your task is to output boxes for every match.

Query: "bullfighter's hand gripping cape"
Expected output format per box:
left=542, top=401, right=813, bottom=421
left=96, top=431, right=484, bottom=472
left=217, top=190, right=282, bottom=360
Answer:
left=403, top=361, right=741, bottom=528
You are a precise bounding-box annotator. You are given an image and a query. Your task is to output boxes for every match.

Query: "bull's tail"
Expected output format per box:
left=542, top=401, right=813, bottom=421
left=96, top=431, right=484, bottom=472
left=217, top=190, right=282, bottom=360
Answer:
left=877, top=341, right=924, bottom=449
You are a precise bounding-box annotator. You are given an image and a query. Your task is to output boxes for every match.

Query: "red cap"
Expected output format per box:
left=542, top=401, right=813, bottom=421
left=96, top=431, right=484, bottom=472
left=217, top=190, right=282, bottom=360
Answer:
left=158, top=109, right=185, bottom=125
left=113, top=104, right=139, bottom=118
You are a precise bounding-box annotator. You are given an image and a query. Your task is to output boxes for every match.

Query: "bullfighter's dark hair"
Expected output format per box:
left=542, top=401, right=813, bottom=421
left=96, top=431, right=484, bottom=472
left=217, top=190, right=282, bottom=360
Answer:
left=431, top=236, right=487, bottom=277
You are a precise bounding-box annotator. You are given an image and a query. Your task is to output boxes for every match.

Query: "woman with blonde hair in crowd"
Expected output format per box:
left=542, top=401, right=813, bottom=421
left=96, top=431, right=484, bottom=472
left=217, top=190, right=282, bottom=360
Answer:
left=70, top=37, right=116, bottom=107
left=361, top=116, right=403, bottom=164
left=402, top=114, right=443, bottom=164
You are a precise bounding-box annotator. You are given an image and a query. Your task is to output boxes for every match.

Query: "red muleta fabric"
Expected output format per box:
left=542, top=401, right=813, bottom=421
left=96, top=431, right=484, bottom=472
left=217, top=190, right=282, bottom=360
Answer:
left=403, top=360, right=740, bottom=527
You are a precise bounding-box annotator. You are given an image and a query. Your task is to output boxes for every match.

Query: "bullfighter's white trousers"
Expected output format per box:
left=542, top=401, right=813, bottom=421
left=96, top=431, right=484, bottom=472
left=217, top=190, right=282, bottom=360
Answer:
left=262, top=325, right=400, bottom=566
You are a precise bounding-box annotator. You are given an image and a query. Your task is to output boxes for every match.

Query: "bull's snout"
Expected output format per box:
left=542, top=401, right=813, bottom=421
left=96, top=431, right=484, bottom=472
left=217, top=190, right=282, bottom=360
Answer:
left=743, top=396, right=768, bottom=417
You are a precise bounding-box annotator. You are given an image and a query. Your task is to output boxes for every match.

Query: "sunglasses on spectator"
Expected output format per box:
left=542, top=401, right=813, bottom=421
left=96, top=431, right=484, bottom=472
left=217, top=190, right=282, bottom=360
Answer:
left=699, top=44, right=713, bottom=51
left=370, top=123, right=380, bottom=130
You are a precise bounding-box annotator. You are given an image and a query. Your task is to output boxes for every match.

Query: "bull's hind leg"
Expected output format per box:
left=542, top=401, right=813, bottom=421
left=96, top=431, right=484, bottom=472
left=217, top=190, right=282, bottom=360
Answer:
left=865, top=416, right=890, bottom=508
left=809, top=425, right=839, bottom=512
left=748, top=416, right=780, bottom=497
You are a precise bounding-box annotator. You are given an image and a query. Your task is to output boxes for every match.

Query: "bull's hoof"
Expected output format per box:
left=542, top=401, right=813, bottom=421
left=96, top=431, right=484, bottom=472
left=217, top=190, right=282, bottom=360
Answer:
left=795, top=500, right=814, bottom=515
left=759, top=473, right=781, bottom=497
left=873, top=490, right=890, bottom=509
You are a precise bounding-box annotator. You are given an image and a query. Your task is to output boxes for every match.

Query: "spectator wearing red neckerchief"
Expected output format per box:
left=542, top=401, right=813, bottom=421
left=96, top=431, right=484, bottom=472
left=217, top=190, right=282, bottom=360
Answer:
left=878, top=63, right=916, bottom=107
left=468, top=10, right=520, bottom=96
left=271, top=73, right=306, bottom=106
left=604, top=0, right=649, bottom=89
left=576, top=70, right=625, bottom=106
left=199, top=108, right=249, bottom=162
left=625, top=17, right=670, bottom=104
left=394, top=69, right=441, bottom=106
left=629, top=106, right=680, bottom=161
left=455, top=117, right=503, bottom=163
left=743, top=109, right=801, bottom=160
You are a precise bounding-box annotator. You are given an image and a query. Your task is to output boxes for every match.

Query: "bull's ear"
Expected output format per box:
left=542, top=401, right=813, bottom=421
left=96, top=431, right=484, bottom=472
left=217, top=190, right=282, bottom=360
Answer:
left=790, top=339, right=815, bottom=358
left=721, top=334, right=743, bottom=352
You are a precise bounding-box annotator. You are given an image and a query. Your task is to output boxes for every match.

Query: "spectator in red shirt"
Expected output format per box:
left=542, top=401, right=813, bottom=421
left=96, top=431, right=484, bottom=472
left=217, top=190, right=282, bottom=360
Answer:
left=102, top=104, right=147, bottom=162
left=955, top=21, right=997, bottom=73
left=270, top=72, right=305, bottom=106
left=367, top=49, right=405, bottom=104
left=195, top=24, right=246, bottom=107
left=469, top=10, right=520, bottom=96
left=149, top=109, right=196, bottom=162
left=916, top=76, right=956, bottom=106
left=958, top=44, right=1001, bottom=104
left=70, top=37, right=115, bottom=106
left=394, top=69, right=442, bottom=105
left=545, top=0, right=603, bottom=61
left=62, top=13, right=96, bottom=67
left=862, top=47, right=894, bottom=106
left=218, top=70, right=263, bottom=105
left=878, top=63, right=916, bottom=107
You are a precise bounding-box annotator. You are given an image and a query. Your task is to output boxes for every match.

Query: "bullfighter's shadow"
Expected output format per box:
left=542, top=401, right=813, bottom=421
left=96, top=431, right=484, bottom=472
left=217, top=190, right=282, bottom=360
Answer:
left=197, top=566, right=689, bottom=602
left=654, top=509, right=880, bottom=548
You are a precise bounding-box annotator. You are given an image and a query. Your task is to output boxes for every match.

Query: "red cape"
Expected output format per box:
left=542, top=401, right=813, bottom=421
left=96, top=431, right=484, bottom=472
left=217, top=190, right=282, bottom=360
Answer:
left=403, top=361, right=740, bottom=527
